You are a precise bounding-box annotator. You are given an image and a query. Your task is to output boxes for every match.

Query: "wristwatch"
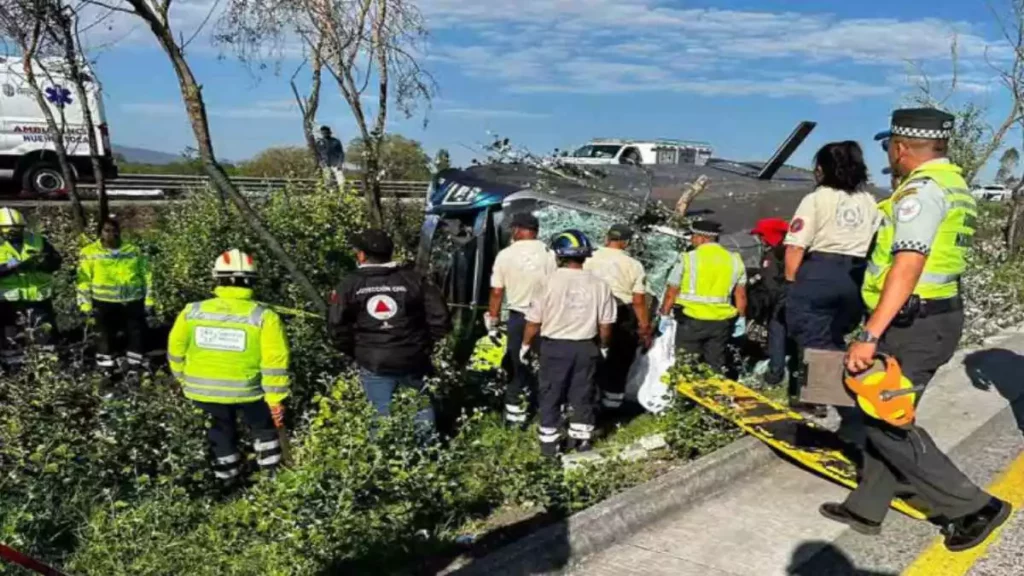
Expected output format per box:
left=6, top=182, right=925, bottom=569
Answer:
left=855, top=330, right=879, bottom=344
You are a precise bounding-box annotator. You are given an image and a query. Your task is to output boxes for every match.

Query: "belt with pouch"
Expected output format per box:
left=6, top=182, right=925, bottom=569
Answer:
left=893, top=295, right=962, bottom=327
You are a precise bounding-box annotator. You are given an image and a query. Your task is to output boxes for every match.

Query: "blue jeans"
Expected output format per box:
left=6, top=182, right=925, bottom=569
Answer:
left=359, top=369, right=435, bottom=429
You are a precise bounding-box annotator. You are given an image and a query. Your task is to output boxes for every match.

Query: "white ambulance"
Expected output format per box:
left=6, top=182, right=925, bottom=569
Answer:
left=0, top=56, right=117, bottom=196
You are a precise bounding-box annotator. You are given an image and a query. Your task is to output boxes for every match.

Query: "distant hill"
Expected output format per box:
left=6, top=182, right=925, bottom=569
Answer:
left=113, top=145, right=182, bottom=165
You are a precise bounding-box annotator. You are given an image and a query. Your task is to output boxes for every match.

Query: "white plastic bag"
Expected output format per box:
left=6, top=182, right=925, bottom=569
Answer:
left=630, top=319, right=677, bottom=414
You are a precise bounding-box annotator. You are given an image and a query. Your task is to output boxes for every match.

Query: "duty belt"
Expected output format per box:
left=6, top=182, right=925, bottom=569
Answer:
left=916, top=296, right=962, bottom=318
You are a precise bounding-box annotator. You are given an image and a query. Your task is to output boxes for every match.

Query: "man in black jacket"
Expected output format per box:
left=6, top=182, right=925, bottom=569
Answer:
left=328, top=229, right=451, bottom=429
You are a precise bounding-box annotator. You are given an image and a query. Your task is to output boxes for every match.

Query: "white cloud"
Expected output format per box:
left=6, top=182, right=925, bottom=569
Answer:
left=438, top=107, right=550, bottom=119
left=421, top=0, right=1003, bottom=103
left=122, top=99, right=298, bottom=119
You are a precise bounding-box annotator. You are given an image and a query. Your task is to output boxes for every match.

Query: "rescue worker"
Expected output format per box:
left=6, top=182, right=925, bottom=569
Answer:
left=167, top=249, right=290, bottom=485
left=822, top=108, right=1009, bottom=551
left=328, top=229, right=450, bottom=430
left=522, top=229, right=616, bottom=456
left=748, top=218, right=793, bottom=387
left=486, top=212, right=557, bottom=428
left=784, top=141, right=879, bottom=355
left=77, top=218, right=154, bottom=371
left=659, top=220, right=747, bottom=374
left=0, top=207, right=62, bottom=366
left=583, top=223, right=651, bottom=412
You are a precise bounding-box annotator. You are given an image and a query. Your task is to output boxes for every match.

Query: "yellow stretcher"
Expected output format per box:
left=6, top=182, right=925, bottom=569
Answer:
left=675, top=376, right=928, bottom=520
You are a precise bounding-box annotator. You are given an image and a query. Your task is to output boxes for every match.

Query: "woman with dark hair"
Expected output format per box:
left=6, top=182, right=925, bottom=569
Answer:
left=782, top=141, right=880, bottom=407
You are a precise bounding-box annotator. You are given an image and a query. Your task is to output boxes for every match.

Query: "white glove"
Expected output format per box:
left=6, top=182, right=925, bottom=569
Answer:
left=658, top=315, right=674, bottom=333
left=732, top=316, right=747, bottom=338
left=519, top=345, right=531, bottom=364
left=600, top=347, right=609, bottom=359
left=483, top=312, right=498, bottom=331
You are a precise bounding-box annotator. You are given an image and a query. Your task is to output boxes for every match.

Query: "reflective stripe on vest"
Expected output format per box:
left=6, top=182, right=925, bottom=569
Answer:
left=185, top=302, right=267, bottom=327
left=862, top=161, right=976, bottom=310
left=674, top=243, right=741, bottom=321
left=179, top=294, right=271, bottom=404
left=0, top=233, right=53, bottom=302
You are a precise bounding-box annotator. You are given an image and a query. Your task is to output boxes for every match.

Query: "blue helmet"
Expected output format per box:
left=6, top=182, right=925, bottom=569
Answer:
left=550, top=229, right=594, bottom=258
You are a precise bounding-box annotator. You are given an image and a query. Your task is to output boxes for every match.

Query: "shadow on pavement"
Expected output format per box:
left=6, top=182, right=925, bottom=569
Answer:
left=446, top=513, right=571, bottom=576
left=963, top=349, right=1024, bottom=432
left=787, top=541, right=897, bottom=576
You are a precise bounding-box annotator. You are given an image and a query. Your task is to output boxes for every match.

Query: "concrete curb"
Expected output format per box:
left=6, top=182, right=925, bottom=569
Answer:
left=453, top=436, right=776, bottom=575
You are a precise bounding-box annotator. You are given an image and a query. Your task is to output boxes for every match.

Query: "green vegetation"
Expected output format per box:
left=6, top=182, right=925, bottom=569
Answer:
left=347, top=134, right=433, bottom=180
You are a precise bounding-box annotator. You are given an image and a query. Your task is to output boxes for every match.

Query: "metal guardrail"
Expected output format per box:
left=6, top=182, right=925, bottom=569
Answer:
left=80, top=173, right=430, bottom=198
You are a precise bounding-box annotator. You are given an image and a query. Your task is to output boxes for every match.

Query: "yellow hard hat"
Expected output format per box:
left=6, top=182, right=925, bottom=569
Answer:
left=212, top=248, right=257, bottom=278
left=0, top=207, right=26, bottom=228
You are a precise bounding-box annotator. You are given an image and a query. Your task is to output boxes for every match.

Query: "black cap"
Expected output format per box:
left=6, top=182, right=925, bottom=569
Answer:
left=690, top=220, right=722, bottom=237
left=508, top=212, right=539, bottom=231
left=350, top=228, right=394, bottom=257
left=607, top=223, right=634, bottom=241
left=874, top=108, right=954, bottom=142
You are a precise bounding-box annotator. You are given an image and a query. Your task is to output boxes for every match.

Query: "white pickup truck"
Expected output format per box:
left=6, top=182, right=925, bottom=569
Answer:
left=559, top=138, right=714, bottom=167
left=971, top=185, right=1012, bottom=202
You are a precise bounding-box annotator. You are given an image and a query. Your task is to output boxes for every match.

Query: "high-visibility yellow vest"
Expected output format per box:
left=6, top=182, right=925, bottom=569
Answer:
left=167, top=286, right=291, bottom=406
left=0, top=233, right=54, bottom=302
left=77, top=240, right=153, bottom=312
left=674, top=242, right=745, bottom=321
left=862, top=161, right=977, bottom=310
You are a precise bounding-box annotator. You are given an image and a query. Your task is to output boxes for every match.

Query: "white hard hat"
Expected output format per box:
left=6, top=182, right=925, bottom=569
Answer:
left=0, top=207, right=26, bottom=228
left=212, top=249, right=257, bottom=278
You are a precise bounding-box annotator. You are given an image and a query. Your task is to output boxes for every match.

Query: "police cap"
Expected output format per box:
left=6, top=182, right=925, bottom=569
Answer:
left=350, top=228, right=394, bottom=258
left=508, top=212, right=539, bottom=231
left=874, top=108, right=954, bottom=142
left=607, top=223, right=634, bottom=241
left=690, top=220, right=722, bottom=238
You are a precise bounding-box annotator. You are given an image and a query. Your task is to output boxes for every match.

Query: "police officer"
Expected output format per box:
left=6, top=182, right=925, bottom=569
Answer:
left=328, top=229, right=451, bottom=430
left=167, top=249, right=290, bottom=485
left=486, top=212, right=557, bottom=428
left=785, top=141, right=879, bottom=353
left=77, top=218, right=154, bottom=371
left=583, top=223, right=651, bottom=411
left=659, top=220, right=747, bottom=374
left=522, top=230, right=616, bottom=456
left=0, top=207, right=62, bottom=366
left=822, top=108, right=1009, bottom=551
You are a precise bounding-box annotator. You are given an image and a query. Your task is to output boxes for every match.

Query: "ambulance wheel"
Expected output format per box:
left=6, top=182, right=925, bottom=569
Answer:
left=22, top=162, right=66, bottom=196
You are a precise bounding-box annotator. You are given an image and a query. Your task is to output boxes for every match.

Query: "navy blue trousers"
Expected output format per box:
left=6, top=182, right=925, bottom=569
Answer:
left=785, top=254, right=865, bottom=351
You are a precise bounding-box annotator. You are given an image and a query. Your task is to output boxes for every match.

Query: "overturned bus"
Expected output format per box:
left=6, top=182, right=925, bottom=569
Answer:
left=415, top=122, right=842, bottom=359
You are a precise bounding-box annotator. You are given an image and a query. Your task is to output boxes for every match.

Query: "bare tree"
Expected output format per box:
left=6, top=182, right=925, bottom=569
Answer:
left=108, top=0, right=327, bottom=313
left=46, top=3, right=110, bottom=227
left=0, top=0, right=86, bottom=232
left=218, top=0, right=437, bottom=228
left=290, top=38, right=323, bottom=168
left=907, top=32, right=1023, bottom=184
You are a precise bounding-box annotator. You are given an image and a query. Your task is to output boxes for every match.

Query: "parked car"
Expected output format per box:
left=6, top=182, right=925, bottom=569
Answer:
left=971, top=184, right=1012, bottom=202
left=0, top=56, right=117, bottom=196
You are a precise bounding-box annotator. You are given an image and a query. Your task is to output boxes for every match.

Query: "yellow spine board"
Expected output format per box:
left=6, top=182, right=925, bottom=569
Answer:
left=675, top=376, right=927, bottom=520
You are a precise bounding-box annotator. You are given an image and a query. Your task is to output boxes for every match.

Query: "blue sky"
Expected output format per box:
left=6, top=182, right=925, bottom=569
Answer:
left=86, top=0, right=1014, bottom=181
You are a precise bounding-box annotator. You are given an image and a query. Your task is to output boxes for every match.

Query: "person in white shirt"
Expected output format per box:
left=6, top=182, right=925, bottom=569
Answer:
left=485, top=212, right=557, bottom=428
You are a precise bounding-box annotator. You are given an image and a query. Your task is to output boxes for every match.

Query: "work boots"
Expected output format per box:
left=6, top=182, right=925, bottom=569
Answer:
left=943, top=498, right=1011, bottom=552
left=564, top=437, right=594, bottom=454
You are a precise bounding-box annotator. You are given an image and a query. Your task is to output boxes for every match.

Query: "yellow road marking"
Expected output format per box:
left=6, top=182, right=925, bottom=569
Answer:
left=902, top=449, right=1024, bottom=576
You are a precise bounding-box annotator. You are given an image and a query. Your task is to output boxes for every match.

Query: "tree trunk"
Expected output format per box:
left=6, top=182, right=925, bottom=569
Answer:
left=53, top=9, right=108, bottom=229
left=138, top=10, right=327, bottom=314
left=21, top=56, right=85, bottom=234
left=362, top=150, right=384, bottom=228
